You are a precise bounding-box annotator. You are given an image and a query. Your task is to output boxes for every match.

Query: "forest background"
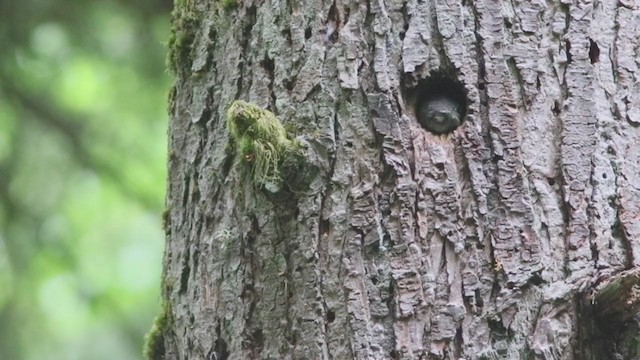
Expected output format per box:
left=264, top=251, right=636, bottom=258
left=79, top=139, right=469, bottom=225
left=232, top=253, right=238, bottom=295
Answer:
left=0, top=0, right=172, bottom=359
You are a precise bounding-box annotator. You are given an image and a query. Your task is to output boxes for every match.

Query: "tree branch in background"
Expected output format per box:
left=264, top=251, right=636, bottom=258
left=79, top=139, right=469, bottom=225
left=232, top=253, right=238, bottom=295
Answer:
left=0, top=71, right=160, bottom=211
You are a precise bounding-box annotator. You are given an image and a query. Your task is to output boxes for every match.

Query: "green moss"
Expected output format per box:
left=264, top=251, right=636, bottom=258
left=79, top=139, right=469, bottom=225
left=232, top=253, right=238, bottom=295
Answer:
left=220, top=0, right=238, bottom=10
left=227, top=101, right=299, bottom=188
left=161, top=208, right=170, bottom=234
left=143, top=303, right=173, bottom=360
left=166, top=0, right=198, bottom=74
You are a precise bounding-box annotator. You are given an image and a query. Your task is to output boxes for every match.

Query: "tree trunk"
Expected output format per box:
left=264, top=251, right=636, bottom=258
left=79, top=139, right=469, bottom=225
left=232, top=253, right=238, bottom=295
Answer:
left=154, top=0, right=640, bottom=359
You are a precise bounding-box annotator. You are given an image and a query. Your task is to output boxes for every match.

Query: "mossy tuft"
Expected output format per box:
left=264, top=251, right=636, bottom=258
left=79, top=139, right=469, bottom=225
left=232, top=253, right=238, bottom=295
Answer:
left=166, top=0, right=198, bottom=75
left=143, top=303, right=172, bottom=360
left=227, top=101, right=299, bottom=189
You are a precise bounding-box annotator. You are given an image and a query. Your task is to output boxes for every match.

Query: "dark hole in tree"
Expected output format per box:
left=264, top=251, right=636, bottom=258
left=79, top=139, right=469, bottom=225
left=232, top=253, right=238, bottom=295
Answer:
left=589, top=38, right=600, bottom=64
left=410, top=71, right=468, bottom=135
left=305, top=26, right=312, bottom=40
left=547, top=177, right=556, bottom=186
left=327, top=309, right=336, bottom=323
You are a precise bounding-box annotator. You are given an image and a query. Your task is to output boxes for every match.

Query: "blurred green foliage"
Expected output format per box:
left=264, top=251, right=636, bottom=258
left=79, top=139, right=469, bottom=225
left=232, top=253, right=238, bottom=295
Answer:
left=0, top=0, right=172, bottom=359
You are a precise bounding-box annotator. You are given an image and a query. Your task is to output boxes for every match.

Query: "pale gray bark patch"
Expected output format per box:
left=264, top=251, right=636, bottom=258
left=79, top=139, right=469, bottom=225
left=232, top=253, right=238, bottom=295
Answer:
left=161, top=0, right=640, bottom=359
left=402, top=0, right=436, bottom=73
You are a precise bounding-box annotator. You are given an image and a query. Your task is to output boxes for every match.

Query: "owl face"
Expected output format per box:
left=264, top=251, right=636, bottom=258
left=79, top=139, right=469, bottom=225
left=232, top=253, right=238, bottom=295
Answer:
left=418, top=97, right=462, bottom=135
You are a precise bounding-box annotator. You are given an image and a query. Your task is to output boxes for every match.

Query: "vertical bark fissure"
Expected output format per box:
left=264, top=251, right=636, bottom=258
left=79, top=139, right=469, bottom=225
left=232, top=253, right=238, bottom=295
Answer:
left=611, top=3, right=640, bottom=270
left=559, top=3, right=597, bottom=287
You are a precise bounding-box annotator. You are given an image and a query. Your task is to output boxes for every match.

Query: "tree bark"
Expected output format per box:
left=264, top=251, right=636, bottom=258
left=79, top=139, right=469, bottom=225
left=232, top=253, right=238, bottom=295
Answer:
left=156, top=0, right=640, bottom=359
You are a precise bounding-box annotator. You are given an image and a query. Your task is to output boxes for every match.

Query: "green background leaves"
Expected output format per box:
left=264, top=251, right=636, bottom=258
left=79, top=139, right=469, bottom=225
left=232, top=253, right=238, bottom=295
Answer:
left=0, top=0, right=172, bottom=358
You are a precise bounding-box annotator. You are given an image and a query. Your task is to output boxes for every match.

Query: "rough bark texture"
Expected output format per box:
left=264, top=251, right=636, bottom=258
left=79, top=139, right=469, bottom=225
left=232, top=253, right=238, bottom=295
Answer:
left=160, top=0, right=640, bottom=359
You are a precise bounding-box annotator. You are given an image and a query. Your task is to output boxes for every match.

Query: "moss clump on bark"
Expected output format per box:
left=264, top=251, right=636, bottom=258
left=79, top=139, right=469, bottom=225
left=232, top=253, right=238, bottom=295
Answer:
left=161, top=208, right=170, bottom=234
left=227, top=101, right=299, bottom=190
left=166, top=0, right=198, bottom=74
left=143, top=303, right=172, bottom=360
